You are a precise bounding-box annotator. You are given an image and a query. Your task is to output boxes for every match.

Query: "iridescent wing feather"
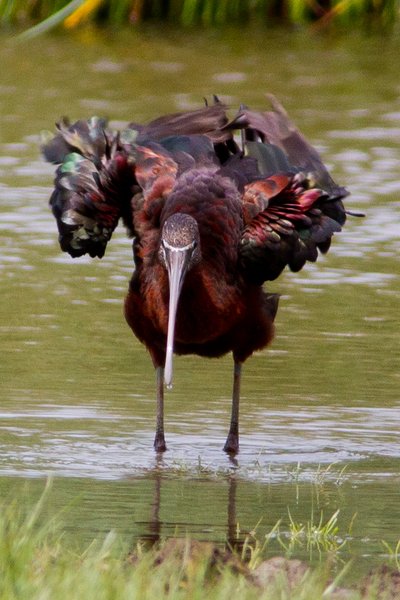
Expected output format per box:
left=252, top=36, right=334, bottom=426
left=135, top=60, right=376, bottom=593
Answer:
left=42, top=105, right=234, bottom=259
left=43, top=117, right=136, bottom=258
left=225, top=96, right=349, bottom=283
left=43, top=98, right=353, bottom=279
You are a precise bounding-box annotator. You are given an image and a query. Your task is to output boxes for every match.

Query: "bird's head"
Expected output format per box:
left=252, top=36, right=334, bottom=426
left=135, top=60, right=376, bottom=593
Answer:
left=159, top=213, right=201, bottom=388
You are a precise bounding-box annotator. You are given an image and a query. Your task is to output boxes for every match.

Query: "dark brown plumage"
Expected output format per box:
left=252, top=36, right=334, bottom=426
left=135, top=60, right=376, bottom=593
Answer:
left=43, top=96, right=351, bottom=454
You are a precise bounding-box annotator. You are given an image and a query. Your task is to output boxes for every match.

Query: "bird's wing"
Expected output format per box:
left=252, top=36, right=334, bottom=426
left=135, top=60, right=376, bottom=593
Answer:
left=226, top=94, right=348, bottom=198
left=226, top=96, right=349, bottom=284
left=42, top=118, right=137, bottom=258
left=239, top=172, right=346, bottom=283
left=42, top=104, right=233, bottom=260
left=132, top=101, right=231, bottom=144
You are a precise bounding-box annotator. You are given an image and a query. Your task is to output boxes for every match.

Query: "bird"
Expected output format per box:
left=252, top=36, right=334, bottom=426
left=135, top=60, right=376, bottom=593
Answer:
left=42, top=95, right=351, bottom=454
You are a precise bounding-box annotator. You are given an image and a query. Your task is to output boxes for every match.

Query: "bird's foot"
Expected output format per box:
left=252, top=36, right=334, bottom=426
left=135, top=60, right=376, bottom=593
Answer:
left=154, top=432, right=167, bottom=453
left=223, top=433, right=239, bottom=455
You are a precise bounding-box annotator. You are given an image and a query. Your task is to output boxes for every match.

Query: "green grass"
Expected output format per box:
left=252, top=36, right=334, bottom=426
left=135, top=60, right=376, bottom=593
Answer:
left=0, top=481, right=398, bottom=599
left=2, top=0, right=399, bottom=33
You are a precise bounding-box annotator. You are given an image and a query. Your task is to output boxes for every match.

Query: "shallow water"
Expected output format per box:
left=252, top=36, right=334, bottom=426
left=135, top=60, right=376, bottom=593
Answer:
left=0, top=26, right=399, bottom=573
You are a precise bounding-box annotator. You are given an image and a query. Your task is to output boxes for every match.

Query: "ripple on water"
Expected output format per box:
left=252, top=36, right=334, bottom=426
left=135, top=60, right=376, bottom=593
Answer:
left=0, top=401, right=399, bottom=481
left=329, top=126, right=400, bottom=140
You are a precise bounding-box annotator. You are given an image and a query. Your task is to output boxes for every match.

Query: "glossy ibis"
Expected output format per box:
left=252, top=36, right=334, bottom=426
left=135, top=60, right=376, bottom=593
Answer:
left=43, top=96, right=350, bottom=454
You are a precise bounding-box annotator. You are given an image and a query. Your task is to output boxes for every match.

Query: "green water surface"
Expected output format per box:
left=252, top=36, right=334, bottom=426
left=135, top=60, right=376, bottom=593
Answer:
left=0, top=26, right=399, bottom=574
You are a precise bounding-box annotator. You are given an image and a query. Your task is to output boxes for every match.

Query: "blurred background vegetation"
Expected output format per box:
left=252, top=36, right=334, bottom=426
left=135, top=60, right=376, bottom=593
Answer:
left=0, top=0, right=398, bottom=34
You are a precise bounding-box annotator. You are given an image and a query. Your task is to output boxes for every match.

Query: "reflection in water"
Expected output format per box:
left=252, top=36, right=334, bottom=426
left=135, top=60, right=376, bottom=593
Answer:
left=137, top=469, right=241, bottom=552
left=141, top=469, right=162, bottom=545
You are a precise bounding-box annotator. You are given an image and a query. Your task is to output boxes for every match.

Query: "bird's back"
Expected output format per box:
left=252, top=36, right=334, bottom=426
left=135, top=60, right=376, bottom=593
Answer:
left=160, top=166, right=243, bottom=273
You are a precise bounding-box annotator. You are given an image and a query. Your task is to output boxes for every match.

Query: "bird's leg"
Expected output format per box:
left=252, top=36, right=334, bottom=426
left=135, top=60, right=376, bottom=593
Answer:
left=154, top=366, right=167, bottom=452
left=223, top=361, right=242, bottom=454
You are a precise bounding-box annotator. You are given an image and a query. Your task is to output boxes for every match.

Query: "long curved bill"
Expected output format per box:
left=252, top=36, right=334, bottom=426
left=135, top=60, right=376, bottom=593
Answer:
left=164, top=247, right=191, bottom=388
